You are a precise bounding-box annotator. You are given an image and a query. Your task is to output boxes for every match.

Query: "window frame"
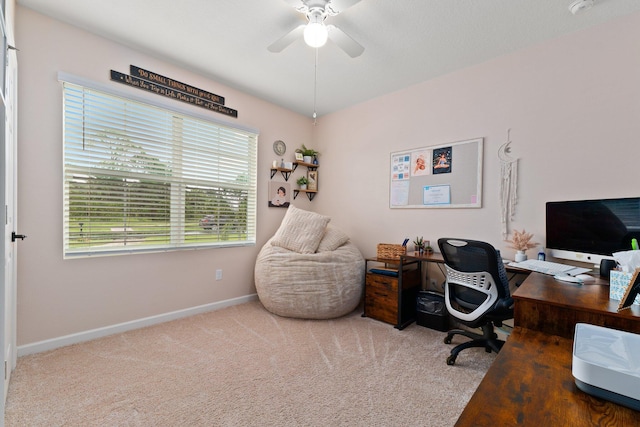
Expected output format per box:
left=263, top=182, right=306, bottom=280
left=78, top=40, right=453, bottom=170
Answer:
left=59, top=72, right=258, bottom=258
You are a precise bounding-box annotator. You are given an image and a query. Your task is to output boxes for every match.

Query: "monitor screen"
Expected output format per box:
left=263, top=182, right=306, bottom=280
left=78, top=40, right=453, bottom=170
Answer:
left=546, top=197, right=640, bottom=265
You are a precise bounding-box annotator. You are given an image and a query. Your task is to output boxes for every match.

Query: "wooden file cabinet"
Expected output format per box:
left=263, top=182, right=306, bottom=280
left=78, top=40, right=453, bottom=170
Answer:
left=364, top=258, right=421, bottom=329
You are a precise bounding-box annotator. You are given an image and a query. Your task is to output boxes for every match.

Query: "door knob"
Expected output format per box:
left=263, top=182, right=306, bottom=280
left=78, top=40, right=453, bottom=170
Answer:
left=11, top=232, right=26, bottom=242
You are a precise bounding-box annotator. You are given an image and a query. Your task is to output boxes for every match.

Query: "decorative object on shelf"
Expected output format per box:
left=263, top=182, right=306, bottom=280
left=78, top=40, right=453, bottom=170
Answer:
left=424, top=240, right=433, bottom=255
left=499, top=129, right=519, bottom=239
left=295, top=152, right=304, bottom=161
left=313, top=155, right=319, bottom=165
left=505, top=229, right=537, bottom=262
left=307, top=170, right=318, bottom=191
left=413, top=236, right=425, bottom=255
left=273, top=140, right=286, bottom=156
left=295, top=144, right=319, bottom=164
left=296, top=176, right=308, bottom=190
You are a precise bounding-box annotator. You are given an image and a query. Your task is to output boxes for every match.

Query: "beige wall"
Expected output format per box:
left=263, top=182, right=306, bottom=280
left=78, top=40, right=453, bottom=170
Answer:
left=15, top=7, right=315, bottom=346
left=15, top=6, right=640, bottom=348
left=314, top=12, right=640, bottom=266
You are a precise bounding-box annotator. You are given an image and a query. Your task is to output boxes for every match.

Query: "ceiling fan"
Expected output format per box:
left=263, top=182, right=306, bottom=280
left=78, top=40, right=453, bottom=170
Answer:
left=268, top=0, right=365, bottom=58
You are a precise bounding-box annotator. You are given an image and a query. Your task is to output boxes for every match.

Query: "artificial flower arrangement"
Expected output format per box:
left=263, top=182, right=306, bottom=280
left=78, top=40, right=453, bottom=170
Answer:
left=505, top=229, right=537, bottom=252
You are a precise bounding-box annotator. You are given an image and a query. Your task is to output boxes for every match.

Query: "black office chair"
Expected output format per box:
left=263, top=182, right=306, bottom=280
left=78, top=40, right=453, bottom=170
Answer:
left=437, top=238, right=514, bottom=365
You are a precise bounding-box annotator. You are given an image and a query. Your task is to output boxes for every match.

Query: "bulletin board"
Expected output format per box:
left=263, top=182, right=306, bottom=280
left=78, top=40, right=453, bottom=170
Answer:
left=389, top=138, right=483, bottom=209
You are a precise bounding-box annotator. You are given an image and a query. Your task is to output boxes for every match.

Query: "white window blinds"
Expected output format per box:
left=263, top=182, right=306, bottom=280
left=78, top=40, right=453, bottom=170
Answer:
left=62, top=81, right=257, bottom=257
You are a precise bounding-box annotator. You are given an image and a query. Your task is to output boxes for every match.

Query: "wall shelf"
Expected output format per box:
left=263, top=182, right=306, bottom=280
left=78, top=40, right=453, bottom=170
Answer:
left=293, top=160, right=317, bottom=171
left=293, top=189, right=318, bottom=201
left=269, top=165, right=296, bottom=181
left=270, top=161, right=319, bottom=201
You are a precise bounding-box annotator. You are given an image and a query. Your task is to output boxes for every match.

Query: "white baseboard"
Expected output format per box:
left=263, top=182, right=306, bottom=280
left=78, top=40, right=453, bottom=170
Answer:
left=17, top=294, right=259, bottom=357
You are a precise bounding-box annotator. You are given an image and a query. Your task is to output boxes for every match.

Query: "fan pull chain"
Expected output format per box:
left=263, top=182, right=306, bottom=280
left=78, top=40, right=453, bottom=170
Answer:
left=313, top=48, right=318, bottom=125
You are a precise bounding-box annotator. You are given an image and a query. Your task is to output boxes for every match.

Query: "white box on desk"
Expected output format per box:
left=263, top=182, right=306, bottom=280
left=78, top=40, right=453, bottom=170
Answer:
left=573, top=323, right=640, bottom=411
left=609, top=270, right=640, bottom=305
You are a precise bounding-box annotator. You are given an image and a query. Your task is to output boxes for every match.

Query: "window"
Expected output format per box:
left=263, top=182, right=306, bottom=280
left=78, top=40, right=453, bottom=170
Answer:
left=62, top=80, right=257, bottom=258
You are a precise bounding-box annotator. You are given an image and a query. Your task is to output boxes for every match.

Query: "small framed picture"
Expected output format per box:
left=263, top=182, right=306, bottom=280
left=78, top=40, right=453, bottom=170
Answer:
left=295, top=152, right=304, bottom=161
left=268, top=181, right=291, bottom=208
left=307, top=170, right=318, bottom=191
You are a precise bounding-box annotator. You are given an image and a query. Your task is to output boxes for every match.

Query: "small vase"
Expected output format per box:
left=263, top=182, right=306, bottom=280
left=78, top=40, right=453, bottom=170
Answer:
left=303, top=156, right=313, bottom=164
left=515, top=251, right=527, bottom=262
left=299, top=184, right=307, bottom=190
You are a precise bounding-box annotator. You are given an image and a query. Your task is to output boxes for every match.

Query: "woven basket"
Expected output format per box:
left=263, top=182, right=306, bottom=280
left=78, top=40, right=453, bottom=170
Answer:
left=377, top=243, right=407, bottom=260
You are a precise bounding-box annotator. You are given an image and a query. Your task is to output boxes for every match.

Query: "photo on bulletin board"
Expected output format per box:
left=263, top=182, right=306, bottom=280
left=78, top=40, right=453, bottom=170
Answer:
left=412, top=150, right=431, bottom=176
left=389, top=137, right=483, bottom=209
left=432, top=147, right=452, bottom=174
left=268, top=181, right=291, bottom=208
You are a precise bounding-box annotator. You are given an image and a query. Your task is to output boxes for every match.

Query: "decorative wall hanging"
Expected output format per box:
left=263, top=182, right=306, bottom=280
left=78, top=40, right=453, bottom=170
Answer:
left=110, top=65, right=238, bottom=118
left=498, top=129, right=519, bottom=239
left=268, top=181, right=291, bottom=208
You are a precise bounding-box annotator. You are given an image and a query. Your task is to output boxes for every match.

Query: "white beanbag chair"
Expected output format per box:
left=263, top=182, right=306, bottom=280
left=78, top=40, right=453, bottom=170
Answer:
left=254, top=206, right=364, bottom=319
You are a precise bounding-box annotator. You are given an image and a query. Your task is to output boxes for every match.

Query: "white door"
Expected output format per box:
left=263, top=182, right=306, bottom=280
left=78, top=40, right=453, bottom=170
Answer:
left=1, top=16, right=18, bottom=415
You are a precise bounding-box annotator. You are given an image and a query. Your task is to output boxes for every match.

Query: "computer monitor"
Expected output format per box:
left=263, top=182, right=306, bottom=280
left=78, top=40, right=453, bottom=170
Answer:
left=546, top=197, right=640, bottom=266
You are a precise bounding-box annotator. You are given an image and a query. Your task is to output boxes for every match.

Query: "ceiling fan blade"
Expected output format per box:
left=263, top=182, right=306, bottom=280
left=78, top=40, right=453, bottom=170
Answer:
left=268, top=24, right=305, bottom=53
left=329, top=0, right=363, bottom=14
left=326, top=24, right=364, bottom=58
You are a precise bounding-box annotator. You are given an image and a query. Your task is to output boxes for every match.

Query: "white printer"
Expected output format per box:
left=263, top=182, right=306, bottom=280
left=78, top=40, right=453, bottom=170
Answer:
left=573, top=323, right=640, bottom=411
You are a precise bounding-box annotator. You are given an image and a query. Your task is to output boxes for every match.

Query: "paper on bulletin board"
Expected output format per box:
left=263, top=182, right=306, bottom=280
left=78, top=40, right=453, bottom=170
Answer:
left=423, top=185, right=451, bottom=206
left=391, top=153, right=411, bottom=180
left=391, top=180, right=410, bottom=206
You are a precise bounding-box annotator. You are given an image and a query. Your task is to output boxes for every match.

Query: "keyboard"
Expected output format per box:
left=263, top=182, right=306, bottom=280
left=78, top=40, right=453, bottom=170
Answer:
left=508, top=259, right=591, bottom=276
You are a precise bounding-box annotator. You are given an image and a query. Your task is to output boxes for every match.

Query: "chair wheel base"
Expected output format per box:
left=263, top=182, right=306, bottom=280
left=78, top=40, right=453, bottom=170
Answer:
left=446, top=355, right=456, bottom=365
left=444, top=335, right=452, bottom=344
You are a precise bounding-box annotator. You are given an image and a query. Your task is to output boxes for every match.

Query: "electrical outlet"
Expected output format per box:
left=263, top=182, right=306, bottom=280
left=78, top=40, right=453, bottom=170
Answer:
left=215, top=269, right=223, bottom=281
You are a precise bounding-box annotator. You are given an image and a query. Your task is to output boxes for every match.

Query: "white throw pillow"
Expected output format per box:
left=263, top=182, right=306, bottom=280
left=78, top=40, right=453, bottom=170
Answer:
left=271, top=205, right=330, bottom=254
left=317, top=225, right=350, bottom=252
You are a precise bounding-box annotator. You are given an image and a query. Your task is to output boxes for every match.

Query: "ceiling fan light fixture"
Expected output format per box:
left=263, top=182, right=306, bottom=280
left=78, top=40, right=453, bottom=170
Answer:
left=304, top=22, right=328, bottom=47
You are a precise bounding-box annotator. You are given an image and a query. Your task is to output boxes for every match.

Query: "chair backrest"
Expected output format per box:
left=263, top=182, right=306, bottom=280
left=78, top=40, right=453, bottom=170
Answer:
left=437, top=238, right=510, bottom=323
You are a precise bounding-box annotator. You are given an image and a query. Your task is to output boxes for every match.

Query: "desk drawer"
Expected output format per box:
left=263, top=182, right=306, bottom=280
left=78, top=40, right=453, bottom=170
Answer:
left=365, top=273, right=399, bottom=325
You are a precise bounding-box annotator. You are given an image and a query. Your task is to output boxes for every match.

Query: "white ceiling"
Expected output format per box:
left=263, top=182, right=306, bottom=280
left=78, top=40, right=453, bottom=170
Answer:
left=16, top=0, right=640, bottom=118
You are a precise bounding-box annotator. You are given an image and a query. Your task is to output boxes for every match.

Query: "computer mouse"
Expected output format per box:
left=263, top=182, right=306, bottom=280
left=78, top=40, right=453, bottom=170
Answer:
left=575, top=274, right=595, bottom=283
left=554, top=274, right=583, bottom=284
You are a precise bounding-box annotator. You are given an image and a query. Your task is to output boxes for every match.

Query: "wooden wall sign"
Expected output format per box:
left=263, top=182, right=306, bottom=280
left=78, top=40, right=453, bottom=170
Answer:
left=110, top=65, right=238, bottom=118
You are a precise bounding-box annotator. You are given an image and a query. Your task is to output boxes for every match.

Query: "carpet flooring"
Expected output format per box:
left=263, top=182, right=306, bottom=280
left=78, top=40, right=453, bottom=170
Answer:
left=5, top=301, right=495, bottom=426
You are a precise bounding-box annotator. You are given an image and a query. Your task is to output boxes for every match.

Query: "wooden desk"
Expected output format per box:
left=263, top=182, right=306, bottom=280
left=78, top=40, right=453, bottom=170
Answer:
left=458, top=271, right=640, bottom=425
left=455, top=327, right=640, bottom=426
left=513, top=272, right=640, bottom=339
